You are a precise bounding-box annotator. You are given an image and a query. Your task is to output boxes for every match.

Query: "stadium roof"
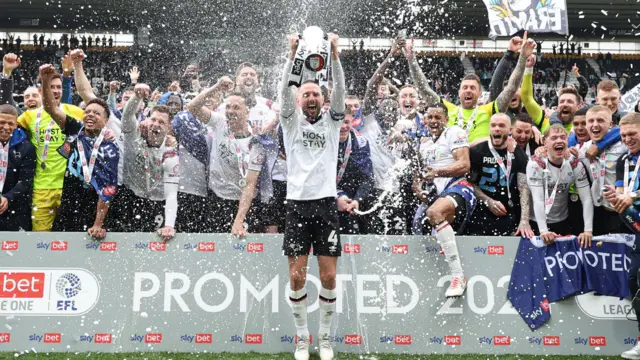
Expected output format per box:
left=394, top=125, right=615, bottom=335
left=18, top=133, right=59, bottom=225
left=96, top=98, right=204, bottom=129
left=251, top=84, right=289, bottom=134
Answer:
left=0, top=0, right=638, bottom=40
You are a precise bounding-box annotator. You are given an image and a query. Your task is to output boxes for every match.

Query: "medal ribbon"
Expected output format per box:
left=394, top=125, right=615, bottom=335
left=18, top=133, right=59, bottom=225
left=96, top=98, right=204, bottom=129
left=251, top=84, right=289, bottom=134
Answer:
left=143, top=139, right=165, bottom=192
left=544, top=159, right=565, bottom=215
left=624, top=156, right=640, bottom=195
left=76, top=129, right=105, bottom=185
left=488, top=141, right=513, bottom=204
left=34, top=107, right=57, bottom=168
left=336, top=134, right=352, bottom=184
left=589, top=152, right=606, bottom=202
left=456, top=106, right=478, bottom=135
left=228, top=131, right=249, bottom=182
left=0, top=142, right=9, bottom=194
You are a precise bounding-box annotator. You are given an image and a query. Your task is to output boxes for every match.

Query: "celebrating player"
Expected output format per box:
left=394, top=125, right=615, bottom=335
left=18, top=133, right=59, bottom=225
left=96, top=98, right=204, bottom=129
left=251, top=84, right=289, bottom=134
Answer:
left=279, top=31, right=344, bottom=360
left=412, top=102, right=475, bottom=297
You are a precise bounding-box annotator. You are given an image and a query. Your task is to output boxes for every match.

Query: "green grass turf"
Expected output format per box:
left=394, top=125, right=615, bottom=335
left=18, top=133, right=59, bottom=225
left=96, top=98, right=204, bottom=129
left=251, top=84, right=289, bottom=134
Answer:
left=0, top=353, right=623, bottom=360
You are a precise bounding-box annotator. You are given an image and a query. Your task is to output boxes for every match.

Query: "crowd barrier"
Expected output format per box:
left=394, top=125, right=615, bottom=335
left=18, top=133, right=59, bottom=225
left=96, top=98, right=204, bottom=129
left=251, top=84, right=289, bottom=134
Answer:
left=0, top=232, right=636, bottom=355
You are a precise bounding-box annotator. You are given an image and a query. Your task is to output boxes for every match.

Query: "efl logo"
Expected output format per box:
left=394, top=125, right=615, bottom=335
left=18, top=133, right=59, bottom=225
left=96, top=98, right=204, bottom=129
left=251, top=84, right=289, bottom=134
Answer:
left=245, top=334, right=263, bottom=344
left=0, top=272, right=45, bottom=298
left=543, top=336, right=560, bottom=346
left=444, top=335, right=462, bottom=345
left=44, top=333, right=61, bottom=343
left=195, top=334, right=212, bottom=344
left=392, top=245, right=408, bottom=254
left=51, top=241, right=68, bottom=251
left=149, top=242, right=166, bottom=252
left=95, top=334, right=112, bottom=344
left=198, top=242, right=215, bottom=252
left=247, top=243, right=264, bottom=253
left=99, top=242, right=117, bottom=252
left=1, top=241, right=18, bottom=251
left=540, top=299, right=550, bottom=312
left=344, top=244, right=360, bottom=254
left=493, top=336, right=510, bottom=346
left=345, top=335, right=362, bottom=345
left=589, top=336, right=606, bottom=346
left=394, top=335, right=412, bottom=345
left=488, top=246, right=504, bottom=255
left=145, top=333, right=163, bottom=344
left=0, top=333, right=10, bottom=343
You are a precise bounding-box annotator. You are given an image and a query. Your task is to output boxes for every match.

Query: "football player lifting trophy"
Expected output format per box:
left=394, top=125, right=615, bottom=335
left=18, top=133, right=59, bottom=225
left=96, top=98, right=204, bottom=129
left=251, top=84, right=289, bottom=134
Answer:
left=288, top=26, right=332, bottom=88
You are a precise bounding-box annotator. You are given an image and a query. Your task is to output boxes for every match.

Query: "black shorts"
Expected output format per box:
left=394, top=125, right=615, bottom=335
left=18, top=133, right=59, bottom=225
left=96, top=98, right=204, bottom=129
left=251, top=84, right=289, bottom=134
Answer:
left=413, top=193, right=468, bottom=235
left=593, top=206, right=624, bottom=236
left=261, top=180, right=287, bottom=230
left=283, top=197, right=341, bottom=257
left=106, top=185, right=165, bottom=233
left=176, top=192, right=209, bottom=233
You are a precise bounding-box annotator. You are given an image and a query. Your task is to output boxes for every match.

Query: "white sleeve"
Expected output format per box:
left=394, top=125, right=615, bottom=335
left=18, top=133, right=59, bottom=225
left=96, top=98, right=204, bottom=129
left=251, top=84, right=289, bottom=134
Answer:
left=279, top=60, right=297, bottom=129
left=527, top=161, right=548, bottom=233
left=121, top=96, right=142, bottom=134
left=330, top=60, right=346, bottom=118
left=164, top=183, right=178, bottom=228
left=575, top=163, right=594, bottom=232
left=162, top=148, right=180, bottom=227
left=448, top=127, right=469, bottom=151
left=248, top=143, right=266, bottom=172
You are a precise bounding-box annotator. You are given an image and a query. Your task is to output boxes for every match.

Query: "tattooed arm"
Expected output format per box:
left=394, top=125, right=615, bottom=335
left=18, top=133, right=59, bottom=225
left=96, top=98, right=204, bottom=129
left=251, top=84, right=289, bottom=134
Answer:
left=515, top=172, right=535, bottom=238
left=495, top=34, right=536, bottom=113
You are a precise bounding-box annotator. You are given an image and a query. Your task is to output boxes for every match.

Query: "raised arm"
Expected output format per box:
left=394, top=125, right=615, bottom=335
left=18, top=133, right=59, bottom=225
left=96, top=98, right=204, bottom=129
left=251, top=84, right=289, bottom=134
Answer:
left=362, top=45, right=396, bottom=116
left=61, top=54, right=74, bottom=105
left=69, top=49, right=97, bottom=103
left=122, top=84, right=149, bottom=134
left=495, top=33, right=535, bottom=113
left=279, top=34, right=299, bottom=125
left=489, top=37, right=521, bottom=101
left=404, top=39, right=439, bottom=104
left=1, top=53, right=20, bottom=110
left=186, top=76, right=233, bottom=124
left=39, top=64, right=68, bottom=127
left=328, top=33, right=345, bottom=115
left=521, top=55, right=544, bottom=128
left=572, top=64, right=589, bottom=100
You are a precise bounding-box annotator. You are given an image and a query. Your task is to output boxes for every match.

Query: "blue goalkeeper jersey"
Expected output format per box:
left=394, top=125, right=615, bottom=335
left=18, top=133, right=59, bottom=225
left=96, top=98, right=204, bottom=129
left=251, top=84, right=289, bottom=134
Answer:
left=508, top=234, right=634, bottom=330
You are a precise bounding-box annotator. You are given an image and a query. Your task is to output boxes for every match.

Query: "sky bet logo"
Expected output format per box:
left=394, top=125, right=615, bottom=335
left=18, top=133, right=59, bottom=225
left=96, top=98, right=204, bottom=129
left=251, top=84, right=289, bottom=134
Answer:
left=624, top=337, right=640, bottom=345
left=130, top=333, right=163, bottom=343
left=85, top=242, right=117, bottom=252
left=180, top=334, right=212, bottom=344
left=135, top=242, right=166, bottom=251
left=79, top=334, right=112, bottom=344
left=183, top=242, right=216, bottom=252
left=430, top=336, right=461, bottom=345
left=1, top=241, right=18, bottom=251
left=36, top=241, right=68, bottom=251
left=378, top=245, right=408, bottom=254
left=529, top=336, right=560, bottom=346
left=424, top=246, right=444, bottom=254
left=477, top=336, right=510, bottom=346
left=281, top=335, right=312, bottom=344
left=474, top=246, right=504, bottom=255
left=575, top=336, right=606, bottom=346
left=343, top=244, right=360, bottom=254
left=380, top=335, right=411, bottom=345
left=232, top=243, right=264, bottom=253
left=29, top=333, right=61, bottom=343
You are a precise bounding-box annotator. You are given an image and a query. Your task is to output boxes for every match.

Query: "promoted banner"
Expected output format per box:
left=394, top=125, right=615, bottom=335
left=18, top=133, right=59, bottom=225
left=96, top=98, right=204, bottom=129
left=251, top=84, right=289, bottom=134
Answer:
left=482, top=0, right=569, bottom=37
left=0, top=233, right=636, bottom=355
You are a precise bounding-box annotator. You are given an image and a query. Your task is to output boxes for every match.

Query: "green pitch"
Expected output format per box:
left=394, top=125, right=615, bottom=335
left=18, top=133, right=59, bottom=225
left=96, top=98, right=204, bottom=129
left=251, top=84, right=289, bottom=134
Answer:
left=0, top=353, right=622, bottom=359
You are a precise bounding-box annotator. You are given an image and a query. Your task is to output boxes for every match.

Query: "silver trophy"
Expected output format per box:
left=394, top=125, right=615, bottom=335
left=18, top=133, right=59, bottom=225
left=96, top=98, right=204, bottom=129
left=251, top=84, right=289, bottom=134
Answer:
left=288, top=26, right=331, bottom=88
